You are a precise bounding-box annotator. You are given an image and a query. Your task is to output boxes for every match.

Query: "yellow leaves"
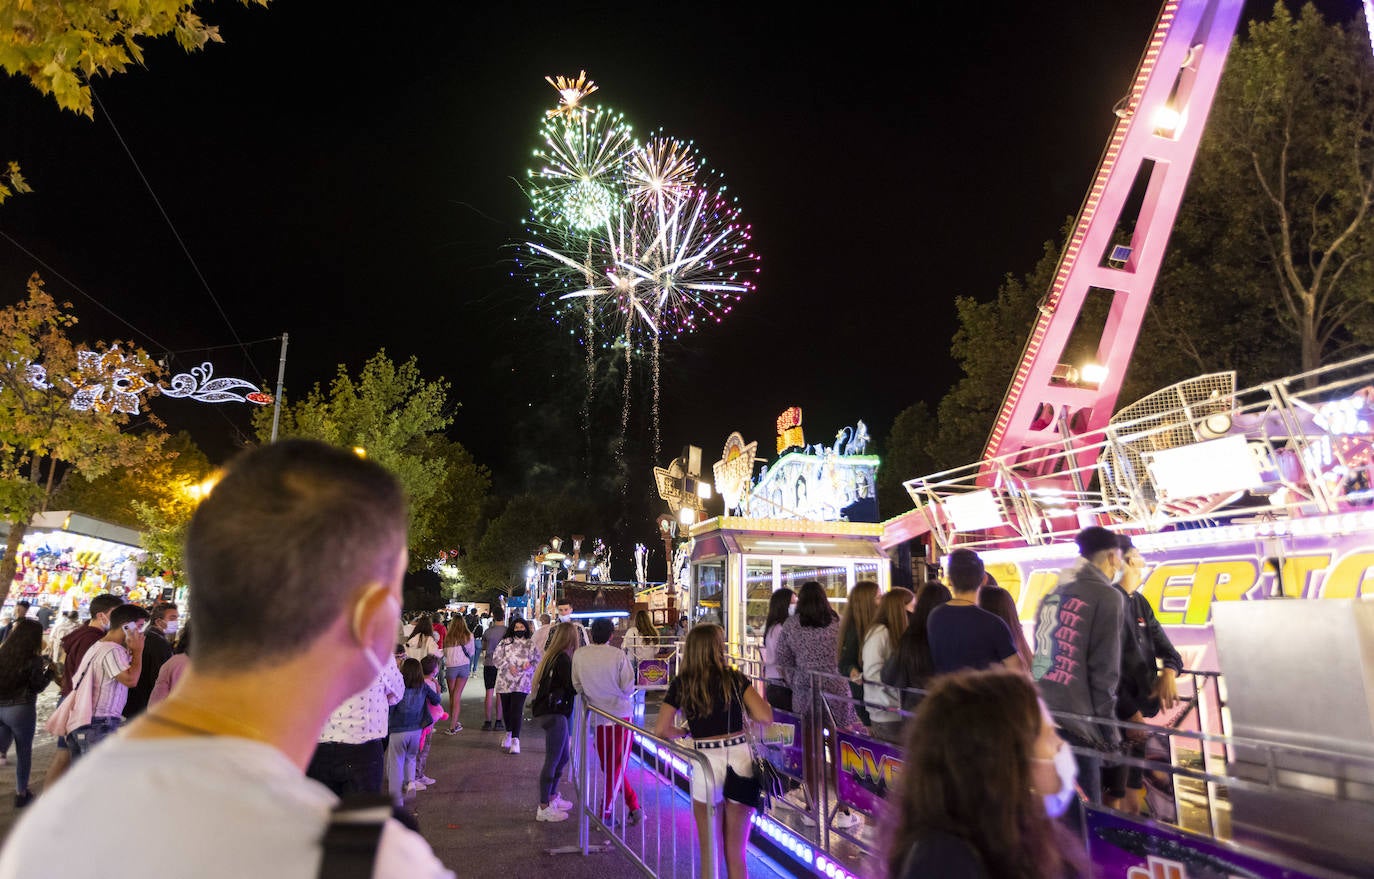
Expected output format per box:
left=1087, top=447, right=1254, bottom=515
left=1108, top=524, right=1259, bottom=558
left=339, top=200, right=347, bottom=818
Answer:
left=0, top=161, right=33, bottom=204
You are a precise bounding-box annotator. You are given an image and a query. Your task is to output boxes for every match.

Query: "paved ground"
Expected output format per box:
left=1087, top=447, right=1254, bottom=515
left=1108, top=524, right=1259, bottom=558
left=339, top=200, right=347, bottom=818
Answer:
left=0, top=686, right=789, bottom=878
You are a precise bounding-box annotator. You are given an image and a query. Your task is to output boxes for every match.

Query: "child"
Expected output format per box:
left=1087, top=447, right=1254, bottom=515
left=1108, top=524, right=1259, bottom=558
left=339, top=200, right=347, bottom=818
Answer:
left=388, top=657, right=441, bottom=802
left=415, top=655, right=448, bottom=786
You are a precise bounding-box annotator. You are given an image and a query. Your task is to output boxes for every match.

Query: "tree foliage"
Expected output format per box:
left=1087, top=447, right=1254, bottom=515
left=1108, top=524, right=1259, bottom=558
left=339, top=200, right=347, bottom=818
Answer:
left=0, top=0, right=270, bottom=117
left=0, top=162, right=31, bottom=204
left=876, top=401, right=938, bottom=517
left=254, top=350, right=489, bottom=571
left=0, top=275, right=166, bottom=587
left=462, top=491, right=606, bottom=602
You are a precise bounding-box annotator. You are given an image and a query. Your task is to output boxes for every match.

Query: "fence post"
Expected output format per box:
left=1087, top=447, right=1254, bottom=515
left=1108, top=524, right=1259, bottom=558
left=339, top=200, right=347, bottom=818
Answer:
left=810, top=670, right=827, bottom=846
left=577, top=700, right=591, bottom=855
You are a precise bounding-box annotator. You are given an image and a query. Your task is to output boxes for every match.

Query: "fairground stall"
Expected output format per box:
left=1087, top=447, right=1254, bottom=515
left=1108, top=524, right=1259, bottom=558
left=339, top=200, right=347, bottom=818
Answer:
left=5, top=511, right=167, bottom=614
left=664, top=412, right=888, bottom=650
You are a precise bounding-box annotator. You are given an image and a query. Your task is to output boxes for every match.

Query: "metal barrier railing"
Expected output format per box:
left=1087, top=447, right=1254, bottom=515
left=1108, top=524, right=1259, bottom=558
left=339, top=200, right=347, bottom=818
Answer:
left=727, top=661, right=1374, bottom=877
left=570, top=698, right=722, bottom=879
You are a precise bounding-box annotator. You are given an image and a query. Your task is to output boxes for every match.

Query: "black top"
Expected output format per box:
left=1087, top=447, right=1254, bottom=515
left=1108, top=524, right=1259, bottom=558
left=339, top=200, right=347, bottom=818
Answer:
left=0, top=655, right=51, bottom=706
left=927, top=604, right=1016, bottom=675
left=124, top=627, right=174, bottom=719
left=1115, top=586, right=1184, bottom=719
left=663, top=670, right=750, bottom=739
left=543, top=652, right=574, bottom=718
left=899, top=829, right=988, bottom=879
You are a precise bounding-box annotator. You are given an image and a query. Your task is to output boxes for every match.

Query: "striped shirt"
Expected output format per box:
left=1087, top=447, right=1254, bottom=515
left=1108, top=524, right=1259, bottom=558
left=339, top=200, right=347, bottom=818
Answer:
left=83, top=641, right=132, bottom=719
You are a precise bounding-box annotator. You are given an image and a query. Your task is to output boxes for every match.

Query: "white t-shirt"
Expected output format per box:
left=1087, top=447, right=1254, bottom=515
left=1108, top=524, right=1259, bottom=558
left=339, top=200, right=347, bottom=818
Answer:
left=0, top=735, right=453, bottom=879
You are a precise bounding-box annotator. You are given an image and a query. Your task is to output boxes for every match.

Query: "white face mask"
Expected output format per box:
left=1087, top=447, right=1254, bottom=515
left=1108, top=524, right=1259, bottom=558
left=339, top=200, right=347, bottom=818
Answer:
left=163, top=620, right=179, bottom=636
left=558, top=612, right=572, bottom=623
left=787, top=603, right=797, bottom=616
left=361, top=593, right=402, bottom=680
left=1040, top=740, right=1079, bottom=818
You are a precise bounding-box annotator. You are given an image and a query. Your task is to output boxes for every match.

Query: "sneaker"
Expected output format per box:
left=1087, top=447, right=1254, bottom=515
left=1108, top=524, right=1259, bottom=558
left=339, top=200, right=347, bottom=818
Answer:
left=418, top=775, right=437, bottom=786
left=403, top=781, right=426, bottom=794
left=480, top=720, right=493, bottom=731
left=13, top=791, right=32, bottom=809
left=550, top=793, right=573, bottom=811
left=536, top=804, right=569, bottom=822
left=509, top=738, right=521, bottom=755
left=833, top=810, right=863, bottom=830
left=501, top=733, right=512, bottom=751
left=799, top=813, right=818, bottom=827
left=450, top=722, right=463, bottom=732
left=493, top=719, right=506, bottom=731
left=628, top=808, right=644, bottom=826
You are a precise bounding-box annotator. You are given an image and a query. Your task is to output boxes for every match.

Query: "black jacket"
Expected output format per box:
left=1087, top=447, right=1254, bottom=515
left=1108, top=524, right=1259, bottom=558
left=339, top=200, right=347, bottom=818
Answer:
left=1114, top=586, right=1183, bottom=719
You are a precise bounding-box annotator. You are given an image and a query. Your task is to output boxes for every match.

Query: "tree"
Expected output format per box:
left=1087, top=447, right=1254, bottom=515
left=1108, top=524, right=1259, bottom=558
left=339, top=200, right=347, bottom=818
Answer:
left=876, top=401, right=938, bottom=516
left=1181, top=3, right=1374, bottom=373
left=254, top=350, right=488, bottom=570
left=0, top=162, right=31, bottom=205
left=0, top=0, right=270, bottom=117
left=0, top=275, right=166, bottom=589
left=462, top=492, right=606, bottom=602
left=51, top=431, right=213, bottom=579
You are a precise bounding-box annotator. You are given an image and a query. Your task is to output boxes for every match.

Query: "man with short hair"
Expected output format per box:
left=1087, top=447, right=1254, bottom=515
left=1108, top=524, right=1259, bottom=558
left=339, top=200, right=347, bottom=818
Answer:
left=124, top=602, right=179, bottom=719
left=63, top=603, right=148, bottom=759
left=0, top=601, right=30, bottom=641
left=1031, top=525, right=1126, bottom=804
left=42, top=592, right=123, bottom=787
left=926, top=549, right=1024, bottom=676
left=571, top=618, right=642, bottom=824
left=1, top=440, right=452, bottom=879
left=480, top=612, right=507, bottom=731
left=540, top=600, right=588, bottom=652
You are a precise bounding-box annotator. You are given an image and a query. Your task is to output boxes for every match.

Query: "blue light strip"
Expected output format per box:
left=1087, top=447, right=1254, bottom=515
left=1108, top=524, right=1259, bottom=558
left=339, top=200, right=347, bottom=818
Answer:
left=568, top=610, right=630, bottom=620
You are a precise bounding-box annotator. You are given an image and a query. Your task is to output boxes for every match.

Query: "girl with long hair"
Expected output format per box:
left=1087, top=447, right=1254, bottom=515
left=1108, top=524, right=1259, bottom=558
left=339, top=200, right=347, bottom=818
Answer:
left=531, top=622, right=578, bottom=822
left=837, top=580, right=881, bottom=728
left=977, top=585, right=1033, bottom=670
left=442, top=616, right=475, bottom=733
left=774, top=581, right=862, bottom=829
left=491, top=617, right=540, bottom=755
left=0, top=620, right=49, bottom=807
left=404, top=615, right=440, bottom=661
left=622, top=610, right=660, bottom=665
left=877, top=669, right=1083, bottom=878
left=888, top=582, right=951, bottom=707
left=861, top=587, right=915, bottom=742
left=761, top=588, right=796, bottom=711
left=387, top=657, right=441, bottom=802
left=653, top=624, right=772, bottom=879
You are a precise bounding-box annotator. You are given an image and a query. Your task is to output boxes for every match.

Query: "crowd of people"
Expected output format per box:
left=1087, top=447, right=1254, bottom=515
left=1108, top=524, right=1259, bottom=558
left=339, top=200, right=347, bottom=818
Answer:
left=0, top=438, right=1184, bottom=879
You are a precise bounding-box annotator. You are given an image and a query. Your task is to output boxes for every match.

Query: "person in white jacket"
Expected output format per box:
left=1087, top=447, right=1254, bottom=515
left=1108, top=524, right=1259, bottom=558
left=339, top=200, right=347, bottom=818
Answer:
left=861, top=588, right=914, bottom=743
left=571, top=618, right=643, bottom=824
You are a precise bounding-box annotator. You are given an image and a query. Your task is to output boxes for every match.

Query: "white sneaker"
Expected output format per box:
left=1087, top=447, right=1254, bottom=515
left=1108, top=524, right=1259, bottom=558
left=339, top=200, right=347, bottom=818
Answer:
left=509, top=738, right=521, bottom=754
left=418, top=775, right=437, bottom=786
left=501, top=733, right=512, bottom=751
left=832, top=810, right=863, bottom=830
left=550, top=793, right=573, bottom=811
left=403, top=781, right=426, bottom=794
left=536, top=804, right=568, bottom=822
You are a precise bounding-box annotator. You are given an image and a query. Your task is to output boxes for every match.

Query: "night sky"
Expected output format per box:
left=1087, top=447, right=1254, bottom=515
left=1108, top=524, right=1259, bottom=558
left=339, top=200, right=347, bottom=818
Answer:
left=0, top=1, right=1357, bottom=492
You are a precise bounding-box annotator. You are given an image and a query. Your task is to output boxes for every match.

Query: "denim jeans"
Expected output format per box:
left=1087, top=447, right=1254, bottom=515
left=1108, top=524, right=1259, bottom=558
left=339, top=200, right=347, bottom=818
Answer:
left=306, top=738, right=386, bottom=797
left=0, top=703, right=36, bottom=792
left=66, top=716, right=122, bottom=761
left=539, top=714, right=571, bottom=805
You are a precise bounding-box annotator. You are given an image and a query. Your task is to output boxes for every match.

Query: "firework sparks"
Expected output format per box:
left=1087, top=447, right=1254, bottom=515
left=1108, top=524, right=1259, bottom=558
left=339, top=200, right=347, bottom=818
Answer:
left=544, top=71, right=599, bottom=118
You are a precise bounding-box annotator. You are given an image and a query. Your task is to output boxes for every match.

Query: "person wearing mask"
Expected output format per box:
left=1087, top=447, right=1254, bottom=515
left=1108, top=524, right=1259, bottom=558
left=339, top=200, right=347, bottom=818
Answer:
left=540, top=601, right=588, bottom=652
left=491, top=617, right=540, bottom=755
left=653, top=623, right=773, bottom=879
left=878, top=669, right=1085, bottom=878
left=124, top=602, right=178, bottom=719
left=480, top=612, right=507, bottom=731
left=148, top=622, right=191, bottom=707
left=531, top=622, right=578, bottom=822
left=572, top=617, right=642, bottom=825
left=775, top=581, right=862, bottom=830
left=760, top=588, right=796, bottom=711
left=837, top=580, right=881, bottom=729
left=1105, top=535, right=1182, bottom=814
left=927, top=549, right=1024, bottom=676
left=2, top=440, right=453, bottom=879
left=977, top=584, right=1034, bottom=670
left=1031, top=526, right=1126, bottom=804
left=0, top=619, right=51, bottom=807
left=50, top=603, right=149, bottom=760
left=43, top=593, right=123, bottom=788
left=861, top=588, right=914, bottom=742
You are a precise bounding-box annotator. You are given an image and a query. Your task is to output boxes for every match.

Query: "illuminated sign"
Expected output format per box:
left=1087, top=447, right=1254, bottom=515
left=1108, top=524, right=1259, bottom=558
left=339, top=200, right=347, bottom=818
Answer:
left=712, top=432, right=758, bottom=514
left=776, top=406, right=804, bottom=455
left=19, top=350, right=267, bottom=414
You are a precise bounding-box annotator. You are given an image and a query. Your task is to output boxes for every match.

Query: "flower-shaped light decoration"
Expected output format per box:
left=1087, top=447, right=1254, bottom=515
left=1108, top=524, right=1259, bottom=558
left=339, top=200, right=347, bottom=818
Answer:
left=68, top=348, right=154, bottom=415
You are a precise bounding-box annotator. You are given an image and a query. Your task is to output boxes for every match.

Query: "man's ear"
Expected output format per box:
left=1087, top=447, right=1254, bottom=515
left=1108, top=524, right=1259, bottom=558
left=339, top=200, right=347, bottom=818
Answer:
left=350, top=582, right=395, bottom=647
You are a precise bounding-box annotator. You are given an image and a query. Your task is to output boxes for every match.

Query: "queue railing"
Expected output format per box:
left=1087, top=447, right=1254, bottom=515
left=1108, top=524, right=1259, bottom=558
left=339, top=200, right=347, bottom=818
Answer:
left=732, top=663, right=1374, bottom=878
left=570, top=697, right=721, bottom=879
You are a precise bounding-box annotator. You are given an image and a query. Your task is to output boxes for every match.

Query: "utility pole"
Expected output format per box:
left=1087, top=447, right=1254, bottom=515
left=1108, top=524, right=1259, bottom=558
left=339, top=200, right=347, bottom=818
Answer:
left=270, top=332, right=289, bottom=442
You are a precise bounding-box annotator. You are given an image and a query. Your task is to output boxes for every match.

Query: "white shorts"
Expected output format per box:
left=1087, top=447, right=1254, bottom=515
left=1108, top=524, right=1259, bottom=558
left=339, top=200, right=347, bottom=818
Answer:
left=690, top=739, right=754, bottom=804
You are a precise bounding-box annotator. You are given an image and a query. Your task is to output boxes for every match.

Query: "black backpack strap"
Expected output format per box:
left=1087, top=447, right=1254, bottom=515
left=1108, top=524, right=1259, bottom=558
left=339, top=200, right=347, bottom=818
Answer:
left=318, top=795, right=394, bottom=879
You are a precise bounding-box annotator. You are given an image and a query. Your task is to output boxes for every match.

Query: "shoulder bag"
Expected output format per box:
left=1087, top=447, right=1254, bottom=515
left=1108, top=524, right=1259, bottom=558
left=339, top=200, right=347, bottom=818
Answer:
left=530, top=657, right=571, bottom=717
left=723, top=677, right=786, bottom=809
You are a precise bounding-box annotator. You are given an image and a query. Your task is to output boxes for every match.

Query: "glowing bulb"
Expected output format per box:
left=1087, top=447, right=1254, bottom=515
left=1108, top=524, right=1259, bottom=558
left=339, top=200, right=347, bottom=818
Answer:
left=1153, top=105, right=1181, bottom=134
left=1080, top=363, right=1109, bottom=384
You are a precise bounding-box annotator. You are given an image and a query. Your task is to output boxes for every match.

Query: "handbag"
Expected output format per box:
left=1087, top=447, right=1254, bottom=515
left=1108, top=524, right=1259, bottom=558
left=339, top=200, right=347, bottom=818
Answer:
left=730, top=678, right=787, bottom=809
left=530, top=660, right=571, bottom=717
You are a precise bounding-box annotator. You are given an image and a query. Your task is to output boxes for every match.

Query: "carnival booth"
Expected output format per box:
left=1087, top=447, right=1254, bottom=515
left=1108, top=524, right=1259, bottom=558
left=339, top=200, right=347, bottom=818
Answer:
left=6, top=512, right=156, bottom=612
left=676, top=411, right=890, bottom=650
